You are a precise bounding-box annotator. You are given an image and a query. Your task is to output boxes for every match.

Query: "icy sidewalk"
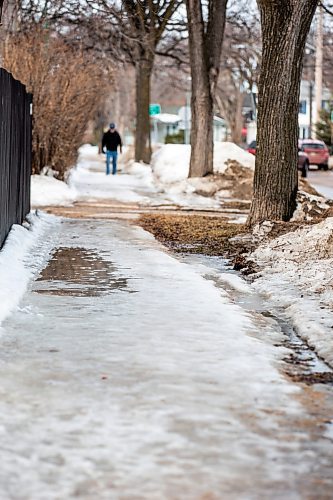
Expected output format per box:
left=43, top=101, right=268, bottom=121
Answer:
left=0, top=219, right=332, bottom=499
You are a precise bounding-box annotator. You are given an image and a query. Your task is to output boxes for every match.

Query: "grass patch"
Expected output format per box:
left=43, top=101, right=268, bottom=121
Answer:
left=139, top=214, right=246, bottom=255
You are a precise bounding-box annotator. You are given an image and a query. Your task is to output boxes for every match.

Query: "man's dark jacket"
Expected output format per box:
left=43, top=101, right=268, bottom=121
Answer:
left=102, top=130, right=122, bottom=152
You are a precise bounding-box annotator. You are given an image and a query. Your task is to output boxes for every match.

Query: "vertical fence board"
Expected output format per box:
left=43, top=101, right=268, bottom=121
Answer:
left=0, top=68, right=32, bottom=248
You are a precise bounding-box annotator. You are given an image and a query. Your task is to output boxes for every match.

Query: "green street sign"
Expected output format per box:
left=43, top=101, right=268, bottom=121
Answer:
left=331, top=110, right=333, bottom=122
left=149, top=104, right=161, bottom=116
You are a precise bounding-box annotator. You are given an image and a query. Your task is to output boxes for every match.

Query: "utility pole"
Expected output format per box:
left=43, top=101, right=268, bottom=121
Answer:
left=184, top=90, right=191, bottom=145
left=315, top=5, right=323, bottom=134
left=309, top=81, right=313, bottom=138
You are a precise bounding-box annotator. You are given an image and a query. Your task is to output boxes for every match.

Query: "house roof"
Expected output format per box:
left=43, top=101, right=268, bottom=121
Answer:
left=151, top=113, right=180, bottom=124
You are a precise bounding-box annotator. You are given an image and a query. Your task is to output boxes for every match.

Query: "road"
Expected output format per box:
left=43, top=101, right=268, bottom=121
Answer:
left=308, top=168, right=333, bottom=199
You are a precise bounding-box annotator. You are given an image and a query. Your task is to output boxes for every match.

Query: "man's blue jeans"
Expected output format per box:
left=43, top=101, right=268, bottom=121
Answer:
left=106, top=151, right=118, bottom=175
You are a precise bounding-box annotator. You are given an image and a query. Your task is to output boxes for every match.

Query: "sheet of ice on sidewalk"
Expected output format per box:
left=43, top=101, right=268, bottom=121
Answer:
left=1, top=218, right=330, bottom=499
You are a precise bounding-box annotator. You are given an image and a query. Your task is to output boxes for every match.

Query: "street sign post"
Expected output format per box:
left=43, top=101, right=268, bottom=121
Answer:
left=149, top=104, right=161, bottom=116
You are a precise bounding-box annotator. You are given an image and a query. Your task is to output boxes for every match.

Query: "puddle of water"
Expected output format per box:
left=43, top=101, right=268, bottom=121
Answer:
left=35, top=247, right=134, bottom=297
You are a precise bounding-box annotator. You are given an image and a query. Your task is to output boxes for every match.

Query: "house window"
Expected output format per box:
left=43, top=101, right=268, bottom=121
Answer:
left=299, top=127, right=307, bottom=139
left=299, top=101, right=307, bottom=114
left=321, top=100, right=330, bottom=111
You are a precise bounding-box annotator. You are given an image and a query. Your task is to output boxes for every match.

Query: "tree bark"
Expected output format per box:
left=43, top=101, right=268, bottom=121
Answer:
left=186, top=0, right=227, bottom=178
left=247, top=0, right=319, bottom=225
left=135, top=56, right=153, bottom=163
left=233, top=90, right=244, bottom=144
left=187, top=0, right=214, bottom=177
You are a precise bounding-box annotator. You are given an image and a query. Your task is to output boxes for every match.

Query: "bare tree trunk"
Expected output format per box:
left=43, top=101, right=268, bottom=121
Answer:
left=187, top=1, right=214, bottom=177
left=248, top=0, right=319, bottom=225
left=2, top=0, right=17, bottom=30
left=0, top=0, right=18, bottom=66
left=230, top=89, right=244, bottom=144
left=135, top=57, right=153, bottom=164
left=186, top=0, right=227, bottom=178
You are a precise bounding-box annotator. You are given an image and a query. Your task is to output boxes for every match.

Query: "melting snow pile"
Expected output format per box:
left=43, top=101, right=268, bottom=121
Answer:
left=151, top=142, right=255, bottom=201
left=151, top=144, right=191, bottom=184
left=250, top=217, right=333, bottom=364
left=151, top=142, right=254, bottom=182
left=292, top=190, right=330, bottom=222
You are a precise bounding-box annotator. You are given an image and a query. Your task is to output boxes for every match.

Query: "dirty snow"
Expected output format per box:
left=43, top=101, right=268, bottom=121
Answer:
left=292, top=191, right=330, bottom=221
left=251, top=217, right=333, bottom=364
left=151, top=142, right=255, bottom=184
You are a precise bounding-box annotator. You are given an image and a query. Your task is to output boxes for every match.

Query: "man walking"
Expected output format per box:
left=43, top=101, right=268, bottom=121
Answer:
left=102, top=123, right=123, bottom=175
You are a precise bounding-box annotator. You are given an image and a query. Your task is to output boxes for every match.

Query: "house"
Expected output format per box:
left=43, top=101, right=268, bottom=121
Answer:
left=151, top=113, right=180, bottom=144
left=150, top=107, right=228, bottom=144
left=298, top=80, right=332, bottom=139
left=245, top=80, right=332, bottom=144
left=178, top=106, right=227, bottom=143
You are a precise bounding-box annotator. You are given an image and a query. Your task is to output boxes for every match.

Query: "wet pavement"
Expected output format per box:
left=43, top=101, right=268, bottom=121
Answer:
left=308, top=169, right=333, bottom=199
left=1, top=218, right=333, bottom=499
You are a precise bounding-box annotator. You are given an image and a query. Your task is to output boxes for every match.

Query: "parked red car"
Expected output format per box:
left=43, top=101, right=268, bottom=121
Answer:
left=298, top=139, right=329, bottom=170
left=247, top=141, right=256, bottom=155
left=247, top=140, right=310, bottom=177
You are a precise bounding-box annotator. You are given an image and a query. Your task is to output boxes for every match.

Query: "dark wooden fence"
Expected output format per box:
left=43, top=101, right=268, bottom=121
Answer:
left=0, top=68, right=32, bottom=248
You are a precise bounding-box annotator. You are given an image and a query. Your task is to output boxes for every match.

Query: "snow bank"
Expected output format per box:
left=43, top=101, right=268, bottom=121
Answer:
left=151, top=142, right=255, bottom=184
left=151, top=144, right=191, bottom=183
left=31, top=175, right=77, bottom=207
left=251, top=217, right=333, bottom=364
left=78, top=143, right=100, bottom=161
left=292, top=191, right=330, bottom=222
left=0, top=213, right=54, bottom=326
left=214, top=142, right=255, bottom=173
